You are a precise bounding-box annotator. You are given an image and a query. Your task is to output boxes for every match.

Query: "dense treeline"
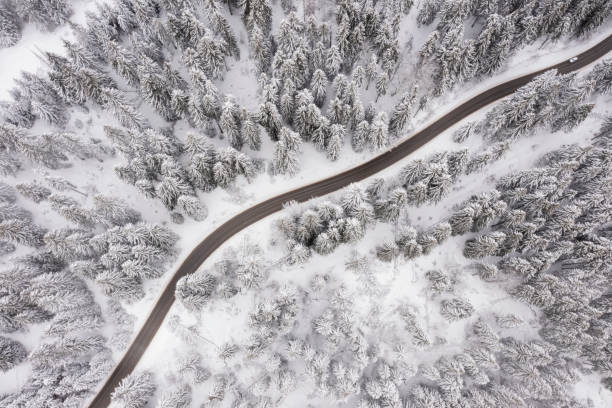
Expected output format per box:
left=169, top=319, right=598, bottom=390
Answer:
left=2, top=0, right=607, bottom=222
left=0, top=176, right=178, bottom=406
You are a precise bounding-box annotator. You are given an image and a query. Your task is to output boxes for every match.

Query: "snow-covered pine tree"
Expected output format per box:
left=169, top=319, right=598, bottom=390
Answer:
left=93, top=194, right=141, bottom=226
left=588, top=58, right=612, bottom=94
left=176, top=271, right=218, bottom=311
left=272, top=128, right=302, bottom=175
left=156, top=384, right=192, bottom=408
left=18, top=0, right=72, bottom=29
left=452, top=122, right=475, bottom=143
left=370, top=112, right=389, bottom=150
left=311, top=69, right=328, bottom=107
left=326, top=45, right=343, bottom=79
left=375, top=72, right=389, bottom=101
left=241, top=109, right=262, bottom=151
left=0, top=1, right=20, bottom=48
left=417, top=0, right=441, bottom=27
left=111, top=371, right=157, bottom=408
left=100, top=87, right=149, bottom=130
left=388, top=86, right=418, bottom=136
left=0, top=336, right=27, bottom=372
left=197, top=33, right=227, bottom=79
left=244, top=0, right=273, bottom=35
left=248, top=24, right=271, bottom=73
left=326, top=124, right=344, bottom=161
left=220, top=96, right=243, bottom=150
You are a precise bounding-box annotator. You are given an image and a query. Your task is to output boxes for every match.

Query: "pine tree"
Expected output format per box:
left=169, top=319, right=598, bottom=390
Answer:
left=93, top=195, right=141, bottom=226
left=209, top=10, right=240, bottom=59
left=248, top=24, right=271, bottom=73
left=273, top=128, right=302, bottom=175
left=245, top=0, right=273, bottom=35
left=440, top=297, right=474, bottom=321
left=326, top=124, right=344, bottom=161
left=220, top=96, right=243, bottom=150
left=197, top=34, right=227, bottom=79
left=138, top=70, right=177, bottom=121
left=102, top=38, right=140, bottom=86
left=100, top=88, right=149, bottom=130
left=375, top=72, right=389, bottom=101
left=0, top=336, right=26, bottom=372
left=241, top=110, right=262, bottom=151
left=210, top=161, right=230, bottom=188
left=311, top=69, right=328, bottom=107
left=588, top=59, right=612, bottom=94
left=258, top=101, right=282, bottom=141
left=464, top=232, right=506, bottom=258
left=0, top=2, right=21, bottom=48
left=111, top=371, right=157, bottom=408
left=176, top=195, right=207, bottom=221
left=370, top=112, right=389, bottom=150
left=311, top=117, right=329, bottom=151
left=12, top=70, right=67, bottom=126
left=452, top=122, right=475, bottom=143
left=176, top=271, right=217, bottom=311
left=0, top=218, right=45, bottom=247
left=417, top=0, right=441, bottom=26
left=388, top=86, right=418, bottom=136
left=18, top=0, right=72, bottom=29
left=376, top=241, right=399, bottom=262
left=96, top=268, right=145, bottom=301
left=157, top=384, right=192, bottom=408
left=352, top=120, right=369, bottom=152
left=427, top=166, right=452, bottom=203
left=326, top=45, right=343, bottom=79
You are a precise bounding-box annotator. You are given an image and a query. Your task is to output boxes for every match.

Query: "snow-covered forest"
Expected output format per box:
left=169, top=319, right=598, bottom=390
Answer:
left=0, top=0, right=611, bottom=407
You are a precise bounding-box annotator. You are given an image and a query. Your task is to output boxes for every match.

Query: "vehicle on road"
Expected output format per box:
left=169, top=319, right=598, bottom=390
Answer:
left=569, top=56, right=578, bottom=63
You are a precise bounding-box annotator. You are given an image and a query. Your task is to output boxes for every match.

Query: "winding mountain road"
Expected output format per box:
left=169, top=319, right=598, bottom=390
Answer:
left=89, top=34, right=612, bottom=407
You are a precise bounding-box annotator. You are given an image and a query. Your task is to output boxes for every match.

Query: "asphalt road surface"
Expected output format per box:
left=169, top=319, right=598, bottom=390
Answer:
left=89, top=34, right=612, bottom=407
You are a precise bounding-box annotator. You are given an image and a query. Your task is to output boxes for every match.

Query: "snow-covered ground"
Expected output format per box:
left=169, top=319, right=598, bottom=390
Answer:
left=0, top=1, right=610, bottom=406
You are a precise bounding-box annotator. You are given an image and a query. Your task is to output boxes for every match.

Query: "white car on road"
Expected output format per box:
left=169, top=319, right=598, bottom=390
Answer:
left=569, top=57, right=578, bottom=63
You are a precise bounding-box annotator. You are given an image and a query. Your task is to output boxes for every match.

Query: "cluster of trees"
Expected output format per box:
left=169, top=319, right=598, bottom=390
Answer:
left=253, top=1, right=420, bottom=166
left=0, top=183, right=46, bottom=250
left=0, top=172, right=179, bottom=405
left=480, top=69, right=596, bottom=143
left=0, top=242, right=116, bottom=406
left=0, top=123, right=111, bottom=177
left=176, top=238, right=267, bottom=311
left=1, top=341, right=114, bottom=407
left=457, top=121, right=612, bottom=390
left=407, top=318, right=584, bottom=407
left=0, top=0, right=72, bottom=48
left=373, top=60, right=612, bottom=264
left=276, top=184, right=374, bottom=263
left=272, top=145, right=508, bottom=264
left=2, top=0, right=605, bottom=232
left=272, top=144, right=502, bottom=263
left=28, top=0, right=422, bottom=182
left=376, top=221, right=452, bottom=262
left=418, top=0, right=611, bottom=95
left=177, top=255, right=589, bottom=408
left=62, top=222, right=178, bottom=302
left=108, top=126, right=217, bottom=221
left=451, top=62, right=611, bottom=180
left=1, top=71, right=71, bottom=128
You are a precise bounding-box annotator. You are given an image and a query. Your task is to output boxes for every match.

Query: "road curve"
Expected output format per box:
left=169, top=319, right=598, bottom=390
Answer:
left=89, top=34, right=612, bottom=407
